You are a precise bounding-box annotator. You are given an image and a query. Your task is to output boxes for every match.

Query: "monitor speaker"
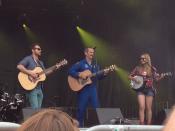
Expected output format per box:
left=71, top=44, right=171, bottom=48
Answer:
left=22, top=108, right=42, bottom=120
left=96, top=108, right=124, bottom=124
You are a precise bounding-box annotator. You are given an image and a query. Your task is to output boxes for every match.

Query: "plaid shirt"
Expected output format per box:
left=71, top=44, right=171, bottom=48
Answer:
left=130, top=66, right=160, bottom=88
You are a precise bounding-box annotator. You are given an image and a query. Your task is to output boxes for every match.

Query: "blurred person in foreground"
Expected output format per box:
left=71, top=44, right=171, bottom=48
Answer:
left=163, top=106, right=175, bottom=131
left=18, top=108, right=79, bottom=131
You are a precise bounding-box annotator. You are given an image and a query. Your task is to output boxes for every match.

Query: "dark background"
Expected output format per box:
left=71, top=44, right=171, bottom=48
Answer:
left=0, top=0, right=175, bottom=117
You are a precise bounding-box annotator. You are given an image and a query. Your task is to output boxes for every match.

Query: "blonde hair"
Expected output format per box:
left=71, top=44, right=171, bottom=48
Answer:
left=18, top=109, right=79, bottom=131
left=143, top=53, right=152, bottom=66
left=139, top=53, right=152, bottom=76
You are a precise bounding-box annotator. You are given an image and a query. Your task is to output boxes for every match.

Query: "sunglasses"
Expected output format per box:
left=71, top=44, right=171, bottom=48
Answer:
left=140, top=57, right=146, bottom=60
left=34, top=48, right=41, bottom=51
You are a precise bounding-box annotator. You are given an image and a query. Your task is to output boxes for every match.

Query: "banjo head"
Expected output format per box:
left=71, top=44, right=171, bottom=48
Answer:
left=130, top=76, right=144, bottom=90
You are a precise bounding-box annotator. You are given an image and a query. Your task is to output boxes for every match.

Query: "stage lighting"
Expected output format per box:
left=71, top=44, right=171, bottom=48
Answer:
left=22, top=24, right=27, bottom=28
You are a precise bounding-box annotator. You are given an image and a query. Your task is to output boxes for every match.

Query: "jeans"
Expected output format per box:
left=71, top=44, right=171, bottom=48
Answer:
left=137, top=87, right=155, bottom=96
left=26, top=87, right=43, bottom=109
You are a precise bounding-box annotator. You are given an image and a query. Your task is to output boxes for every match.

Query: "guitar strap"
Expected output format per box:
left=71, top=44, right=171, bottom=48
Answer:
left=32, top=56, right=44, bottom=88
left=32, top=56, right=44, bottom=69
left=92, top=59, right=99, bottom=72
left=36, top=60, right=44, bottom=69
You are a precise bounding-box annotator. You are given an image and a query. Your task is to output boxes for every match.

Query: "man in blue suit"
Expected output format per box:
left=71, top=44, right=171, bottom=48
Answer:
left=69, top=47, right=109, bottom=127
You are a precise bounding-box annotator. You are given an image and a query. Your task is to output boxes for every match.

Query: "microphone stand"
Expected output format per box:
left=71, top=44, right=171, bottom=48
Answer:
left=93, top=47, right=99, bottom=89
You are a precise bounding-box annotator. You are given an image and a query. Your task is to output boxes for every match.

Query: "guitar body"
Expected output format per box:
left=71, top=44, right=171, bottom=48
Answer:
left=68, top=65, right=117, bottom=92
left=18, top=59, right=68, bottom=90
left=130, top=76, right=144, bottom=91
left=18, top=67, right=46, bottom=90
left=68, top=70, right=92, bottom=92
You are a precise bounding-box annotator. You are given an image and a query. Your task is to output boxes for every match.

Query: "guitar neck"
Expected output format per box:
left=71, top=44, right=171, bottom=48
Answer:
left=84, top=65, right=116, bottom=78
left=39, top=65, right=57, bottom=76
left=162, top=72, right=172, bottom=77
left=91, top=70, right=104, bottom=78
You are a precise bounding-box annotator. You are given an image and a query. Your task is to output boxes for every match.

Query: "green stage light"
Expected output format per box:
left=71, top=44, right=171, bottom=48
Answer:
left=116, top=67, right=130, bottom=87
left=76, top=26, right=115, bottom=64
left=22, top=24, right=39, bottom=43
left=115, top=67, right=135, bottom=95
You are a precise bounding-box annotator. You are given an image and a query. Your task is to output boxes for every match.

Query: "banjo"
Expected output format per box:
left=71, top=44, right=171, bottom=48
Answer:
left=130, top=72, right=172, bottom=91
left=130, top=75, right=144, bottom=91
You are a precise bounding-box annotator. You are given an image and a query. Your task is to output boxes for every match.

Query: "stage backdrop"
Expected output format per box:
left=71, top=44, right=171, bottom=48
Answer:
left=0, top=0, right=174, bottom=117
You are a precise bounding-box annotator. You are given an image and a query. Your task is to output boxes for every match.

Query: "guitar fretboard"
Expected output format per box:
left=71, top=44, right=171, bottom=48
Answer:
left=91, top=70, right=104, bottom=78
left=38, top=65, right=57, bottom=75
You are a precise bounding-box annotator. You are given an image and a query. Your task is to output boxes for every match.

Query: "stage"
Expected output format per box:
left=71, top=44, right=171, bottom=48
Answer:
left=0, top=0, right=175, bottom=130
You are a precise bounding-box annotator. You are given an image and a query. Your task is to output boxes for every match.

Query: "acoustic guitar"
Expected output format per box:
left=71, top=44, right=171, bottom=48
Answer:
left=18, top=59, right=68, bottom=90
left=68, top=65, right=117, bottom=92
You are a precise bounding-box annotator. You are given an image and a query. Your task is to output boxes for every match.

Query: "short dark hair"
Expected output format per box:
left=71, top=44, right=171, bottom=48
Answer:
left=84, top=47, right=94, bottom=53
left=30, top=42, right=41, bottom=50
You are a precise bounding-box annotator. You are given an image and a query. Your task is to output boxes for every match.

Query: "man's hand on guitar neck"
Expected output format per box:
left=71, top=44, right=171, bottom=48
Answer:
left=103, top=68, right=110, bottom=75
left=55, top=59, right=68, bottom=70
left=103, top=65, right=117, bottom=75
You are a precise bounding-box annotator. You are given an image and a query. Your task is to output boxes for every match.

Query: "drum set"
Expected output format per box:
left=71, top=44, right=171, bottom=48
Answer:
left=0, top=89, right=25, bottom=122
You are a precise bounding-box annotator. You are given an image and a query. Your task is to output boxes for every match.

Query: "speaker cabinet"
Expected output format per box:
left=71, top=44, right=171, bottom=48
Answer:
left=22, top=108, right=42, bottom=120
left=85, top=108, right=123, bottom=126
left=96, top=108, right=123, bottom=124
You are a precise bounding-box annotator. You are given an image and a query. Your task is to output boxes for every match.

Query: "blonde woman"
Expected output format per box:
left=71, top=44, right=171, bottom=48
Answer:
left=129, top=53, right=164, bottom=125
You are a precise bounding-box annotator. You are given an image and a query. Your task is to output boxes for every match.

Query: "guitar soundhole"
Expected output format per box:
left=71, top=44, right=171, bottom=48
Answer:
left=79, top=79, right=87, bottom=85
left=28, top=76, right=34, bottom=83
left=28, top=76, right=38, bottom=83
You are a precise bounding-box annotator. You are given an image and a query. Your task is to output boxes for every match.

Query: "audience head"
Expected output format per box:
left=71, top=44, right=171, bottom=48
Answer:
left=163, top=106, right=175, bottom=131
left=18, top=108, right=79, bottom=131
